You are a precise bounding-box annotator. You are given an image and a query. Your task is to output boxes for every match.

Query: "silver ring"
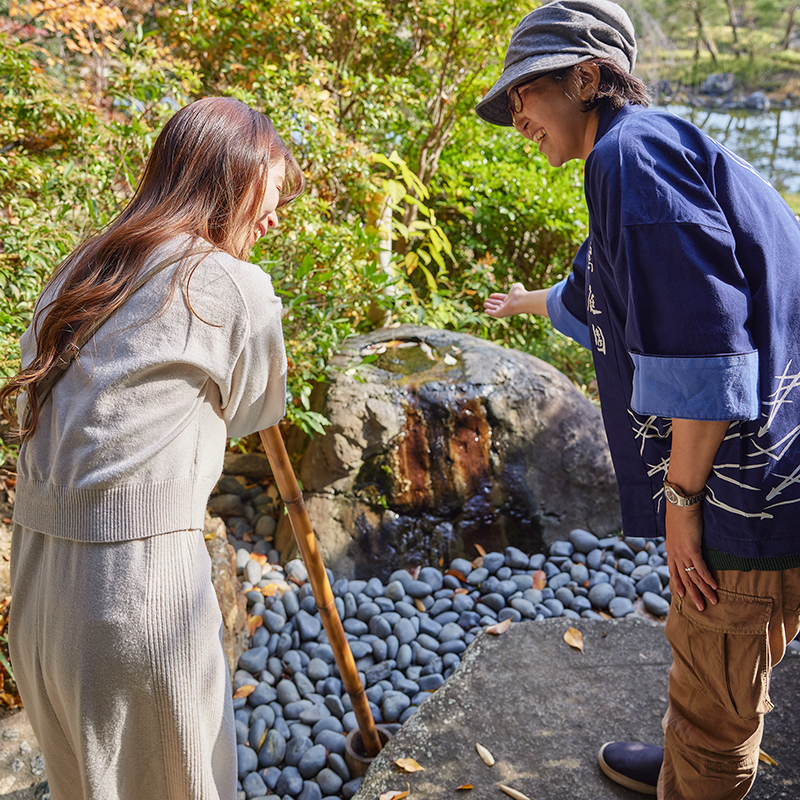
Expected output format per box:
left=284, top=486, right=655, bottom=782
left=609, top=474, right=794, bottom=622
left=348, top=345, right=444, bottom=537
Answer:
left=684, top=566, right=696, bottom=573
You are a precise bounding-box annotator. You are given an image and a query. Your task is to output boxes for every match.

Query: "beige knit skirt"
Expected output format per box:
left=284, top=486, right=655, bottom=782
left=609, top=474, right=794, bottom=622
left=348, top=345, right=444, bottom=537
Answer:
left=9, top=524, right=236, bottom=800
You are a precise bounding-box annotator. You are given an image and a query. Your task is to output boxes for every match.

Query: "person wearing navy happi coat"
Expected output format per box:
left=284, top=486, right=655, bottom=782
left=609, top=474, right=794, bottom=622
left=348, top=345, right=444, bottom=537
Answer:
left=476, top=1, right=800, bottom=797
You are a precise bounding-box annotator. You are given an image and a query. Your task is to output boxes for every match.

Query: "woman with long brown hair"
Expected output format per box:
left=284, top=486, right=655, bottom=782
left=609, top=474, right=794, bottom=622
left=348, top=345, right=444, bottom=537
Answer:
left=0, top=96, right=304, bottom=800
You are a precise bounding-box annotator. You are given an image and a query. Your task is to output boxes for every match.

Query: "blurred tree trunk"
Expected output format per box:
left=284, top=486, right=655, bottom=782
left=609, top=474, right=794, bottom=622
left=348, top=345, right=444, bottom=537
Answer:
left=782, top=3, right=797, bottom=49
left=693, top=1, right=719, bottom=61
left=724, top=0, right=739, bottom=47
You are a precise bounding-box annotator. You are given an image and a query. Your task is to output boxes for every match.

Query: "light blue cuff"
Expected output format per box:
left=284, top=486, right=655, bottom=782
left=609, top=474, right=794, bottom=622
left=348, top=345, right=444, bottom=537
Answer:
left=630, top=351, right=759, bottom=420
left=546, top=280, right=591, bottom=350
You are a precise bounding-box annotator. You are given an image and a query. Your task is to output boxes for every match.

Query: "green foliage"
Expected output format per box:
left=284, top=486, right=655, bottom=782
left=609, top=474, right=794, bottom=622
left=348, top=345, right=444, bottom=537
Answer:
left=0, top=30, right=202, bottom=382
left=428, top=112, right=591, bottom=382
left=153, top=0, right=595, bottom=428
left=11, top=0, right=797, bottom=455
left=1, top=35, right=88, bottom=375
left=784, top=193, right=800, bottom=216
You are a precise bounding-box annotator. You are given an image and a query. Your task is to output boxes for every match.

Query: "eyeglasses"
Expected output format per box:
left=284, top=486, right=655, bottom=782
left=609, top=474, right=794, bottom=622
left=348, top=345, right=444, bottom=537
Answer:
left=508, top=75, right=545, bottom=120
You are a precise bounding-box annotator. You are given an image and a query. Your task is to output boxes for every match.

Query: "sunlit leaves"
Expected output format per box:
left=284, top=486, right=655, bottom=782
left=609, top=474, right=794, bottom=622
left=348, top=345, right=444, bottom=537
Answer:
left=496, top=783, right=532, bottom=800
left=485, top=618, right=511, bottom=635
left=563, top=626, right=585, bottom=654
left=759, top=748, right=778, bottom=765
left=379, top=784, right=410, bottom=799
left=394, top=757, right=425, bottom=773
left=476, top=743, right=495, bottom=766
left=10, top=0, right=126, bottom=55
left=0, top=0, right=597, bottom=455
left=246, top=614, right=264, bottom=637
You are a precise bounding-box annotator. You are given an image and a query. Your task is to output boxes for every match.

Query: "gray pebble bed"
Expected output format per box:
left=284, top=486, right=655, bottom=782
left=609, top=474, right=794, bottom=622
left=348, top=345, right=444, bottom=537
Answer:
left=228, top=524, right=679, bottom=800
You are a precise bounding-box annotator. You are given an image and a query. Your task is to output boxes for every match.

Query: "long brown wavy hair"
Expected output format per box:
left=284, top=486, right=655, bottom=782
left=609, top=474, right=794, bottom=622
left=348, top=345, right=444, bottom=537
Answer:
left=0, top=96, right=305, bottom=440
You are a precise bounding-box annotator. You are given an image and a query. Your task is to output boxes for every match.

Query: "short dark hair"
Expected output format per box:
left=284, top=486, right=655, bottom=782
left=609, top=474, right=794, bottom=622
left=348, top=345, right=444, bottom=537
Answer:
left=550, top=57, right=650, bottom=112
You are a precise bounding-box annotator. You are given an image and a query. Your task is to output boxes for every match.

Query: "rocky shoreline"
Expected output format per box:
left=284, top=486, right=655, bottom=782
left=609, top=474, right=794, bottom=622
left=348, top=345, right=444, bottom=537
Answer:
left=651, top=72, right=799, bottom=111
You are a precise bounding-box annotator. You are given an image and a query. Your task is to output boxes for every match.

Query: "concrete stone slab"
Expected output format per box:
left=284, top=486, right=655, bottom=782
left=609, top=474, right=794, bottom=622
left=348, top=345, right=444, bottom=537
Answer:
left=353, top=617, right=800, bottom=800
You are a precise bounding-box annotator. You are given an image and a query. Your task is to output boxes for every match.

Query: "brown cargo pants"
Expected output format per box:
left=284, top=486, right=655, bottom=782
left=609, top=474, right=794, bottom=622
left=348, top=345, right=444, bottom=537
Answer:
left=658, top=566, right=800, bottom=799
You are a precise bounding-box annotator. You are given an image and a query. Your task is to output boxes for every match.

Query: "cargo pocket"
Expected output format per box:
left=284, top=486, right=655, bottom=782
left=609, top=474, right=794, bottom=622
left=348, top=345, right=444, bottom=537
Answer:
left=666, top=587, right=773, bottom=720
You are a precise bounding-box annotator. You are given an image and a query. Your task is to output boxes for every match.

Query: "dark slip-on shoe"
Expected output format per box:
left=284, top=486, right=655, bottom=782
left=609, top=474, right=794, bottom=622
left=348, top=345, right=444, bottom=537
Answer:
left=598, top=741, right=662, bottom=795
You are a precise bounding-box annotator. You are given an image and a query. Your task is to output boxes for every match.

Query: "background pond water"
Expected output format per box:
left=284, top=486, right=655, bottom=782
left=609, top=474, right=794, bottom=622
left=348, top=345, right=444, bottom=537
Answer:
left=662, top=104, right=800, bottom=195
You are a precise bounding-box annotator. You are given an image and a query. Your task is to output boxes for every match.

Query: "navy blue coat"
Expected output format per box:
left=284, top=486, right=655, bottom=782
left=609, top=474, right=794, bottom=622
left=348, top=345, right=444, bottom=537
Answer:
left=547, top=104, right=800, bottom=567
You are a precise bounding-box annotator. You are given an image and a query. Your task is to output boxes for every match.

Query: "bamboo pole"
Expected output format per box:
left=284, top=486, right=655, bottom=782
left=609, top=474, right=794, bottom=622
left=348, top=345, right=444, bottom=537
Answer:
left=258, top=425, right=383, bottom=758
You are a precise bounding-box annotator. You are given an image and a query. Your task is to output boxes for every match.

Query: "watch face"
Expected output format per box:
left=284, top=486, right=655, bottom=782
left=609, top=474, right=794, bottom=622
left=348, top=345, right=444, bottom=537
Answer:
left=665, top=485, right=680, bottom=504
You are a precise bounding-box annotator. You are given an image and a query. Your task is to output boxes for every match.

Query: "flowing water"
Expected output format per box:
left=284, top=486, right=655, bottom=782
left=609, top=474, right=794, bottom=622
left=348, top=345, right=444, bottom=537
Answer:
left=662, top=104, right=800, bottom=194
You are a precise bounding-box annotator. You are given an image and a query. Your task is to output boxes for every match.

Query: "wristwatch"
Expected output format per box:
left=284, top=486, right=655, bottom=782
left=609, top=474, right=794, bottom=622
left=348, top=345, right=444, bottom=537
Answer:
left=663, top=479, right=706, bottom=507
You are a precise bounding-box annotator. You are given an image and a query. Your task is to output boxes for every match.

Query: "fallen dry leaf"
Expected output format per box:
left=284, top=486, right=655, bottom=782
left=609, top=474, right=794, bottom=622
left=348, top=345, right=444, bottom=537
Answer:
left=476, top=742, right=495, bottom=766
left=472, top=555, right=484, bottom=569
left=414, top=598, right=426, bottom=613
left=379, top=784, right=410, bottom=800
left=455, top=785, right=473, bottom=791
left=250, top=553, right=268, bottom=566
left=394, top=757, right=425, bottom=773
left=496, top=783, right=532, bottom=800
left=531, top=570, right=546, bottom=591
left=233, top=684, right=255, bottom=699
left=599, top=611, right=613, bottom=620
left=0, top=692, right=21, bottom=709
left=446, top=569, right=468, bottom=582
left=453, top=587, right=469, bottom=595
left=474, top=543, right=487, bottom=556
left=486, top=618, right=512, bottom=635
left=759, top=748, right=778, bottom=765
left=261, top=584, right=280, bottom=597
left=419, top=341, right=436, bottom=360
left=246, top=614, right=263, bottom=636
left=563, top=627, right=585, bottom=654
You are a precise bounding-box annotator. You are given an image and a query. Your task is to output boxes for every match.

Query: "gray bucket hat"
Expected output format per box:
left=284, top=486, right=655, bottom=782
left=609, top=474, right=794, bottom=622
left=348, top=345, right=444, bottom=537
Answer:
left=475, top=0, right=637, bottom=127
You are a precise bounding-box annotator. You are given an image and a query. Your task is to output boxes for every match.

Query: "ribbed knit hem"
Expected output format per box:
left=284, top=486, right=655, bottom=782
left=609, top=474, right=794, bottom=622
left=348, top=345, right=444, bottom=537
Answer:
left=706, top=547, right=800, bottom=572
left=13, top=475, right=213, bottom=541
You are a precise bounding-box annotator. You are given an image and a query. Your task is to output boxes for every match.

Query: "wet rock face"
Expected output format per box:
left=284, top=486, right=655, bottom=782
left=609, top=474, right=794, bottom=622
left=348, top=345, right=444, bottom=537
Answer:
left=278, top=325, right=620, bottom=580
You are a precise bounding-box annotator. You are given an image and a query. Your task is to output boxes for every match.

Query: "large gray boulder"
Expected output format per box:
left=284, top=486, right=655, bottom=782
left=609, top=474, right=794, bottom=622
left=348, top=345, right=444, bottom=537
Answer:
left=276, top=325, right=620, bottom=579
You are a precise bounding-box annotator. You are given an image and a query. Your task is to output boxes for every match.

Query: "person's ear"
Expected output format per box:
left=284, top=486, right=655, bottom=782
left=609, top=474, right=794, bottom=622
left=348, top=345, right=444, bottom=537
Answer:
left=575, top=63, right=601, bottom=101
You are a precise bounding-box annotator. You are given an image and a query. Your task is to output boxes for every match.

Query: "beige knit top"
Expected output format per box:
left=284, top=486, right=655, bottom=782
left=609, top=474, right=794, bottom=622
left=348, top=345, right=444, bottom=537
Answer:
left=13, top=238, right=287, bottom=541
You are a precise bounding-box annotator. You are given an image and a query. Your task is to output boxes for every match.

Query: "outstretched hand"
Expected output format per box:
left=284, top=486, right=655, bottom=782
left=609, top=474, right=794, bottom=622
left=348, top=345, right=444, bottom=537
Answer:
left=484, top=282, right=529, bottom=318
left=666, top=502, right=718, bottom=611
